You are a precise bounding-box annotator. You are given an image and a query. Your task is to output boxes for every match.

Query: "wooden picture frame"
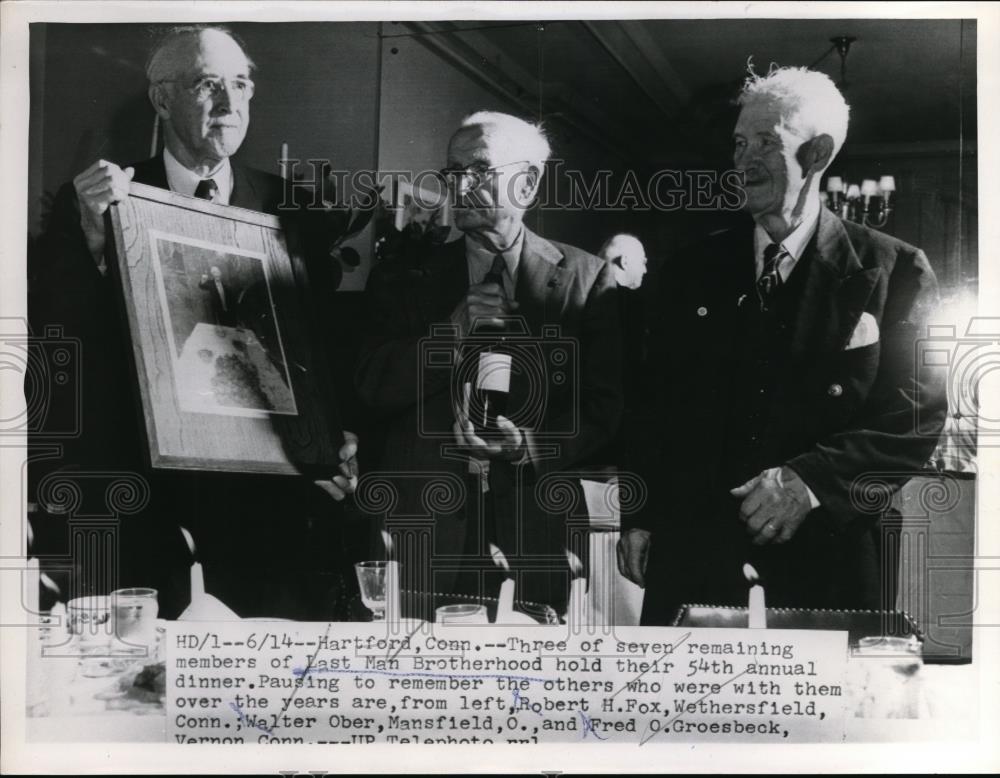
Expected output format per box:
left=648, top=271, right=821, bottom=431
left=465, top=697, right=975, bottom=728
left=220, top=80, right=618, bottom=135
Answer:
left=108, top=182, right=342, bottom=475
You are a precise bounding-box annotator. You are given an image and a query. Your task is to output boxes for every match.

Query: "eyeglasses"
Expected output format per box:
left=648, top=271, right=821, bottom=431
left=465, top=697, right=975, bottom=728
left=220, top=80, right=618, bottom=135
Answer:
left=159, top=76, right=255, bottom=103
left=439, top=160, right=530, bottom=188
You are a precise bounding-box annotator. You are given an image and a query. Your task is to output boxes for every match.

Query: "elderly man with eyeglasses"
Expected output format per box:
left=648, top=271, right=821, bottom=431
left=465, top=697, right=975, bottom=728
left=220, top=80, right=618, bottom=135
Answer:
left=32, top=26, right=359, bottom=620
left=356, top=111, right=623, bottom=614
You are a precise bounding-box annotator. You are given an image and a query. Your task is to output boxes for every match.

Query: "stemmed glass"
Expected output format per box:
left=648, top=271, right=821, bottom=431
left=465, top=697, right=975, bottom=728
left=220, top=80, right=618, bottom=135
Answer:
left=354, top=562, right=387, bottom=621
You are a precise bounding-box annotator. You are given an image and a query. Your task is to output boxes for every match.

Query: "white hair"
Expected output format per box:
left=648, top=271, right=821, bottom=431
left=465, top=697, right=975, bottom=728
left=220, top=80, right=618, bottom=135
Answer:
left=738, top=66, right=850, bottom=160
left=459, top=111, right=552, bottom=170
left=145, top=25, right=254, bottom=84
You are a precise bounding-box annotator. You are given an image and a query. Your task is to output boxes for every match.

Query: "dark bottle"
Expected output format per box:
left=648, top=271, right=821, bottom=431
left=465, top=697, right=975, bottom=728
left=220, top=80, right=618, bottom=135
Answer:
left=471, top=260, right=511, bottom=438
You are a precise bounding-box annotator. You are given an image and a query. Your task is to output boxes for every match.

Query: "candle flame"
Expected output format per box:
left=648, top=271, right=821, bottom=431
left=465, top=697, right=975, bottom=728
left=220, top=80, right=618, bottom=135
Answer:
left=489, top=543, right=510, bottom=572
left=743, top=563, right=760, bottom=584
left=380, top=529, right=394, bottom=557
left=564, top=548, right=584, bottom=578
left=180, top=526, right=197, bottom=556
left=40, top=572, right=61, bottom=596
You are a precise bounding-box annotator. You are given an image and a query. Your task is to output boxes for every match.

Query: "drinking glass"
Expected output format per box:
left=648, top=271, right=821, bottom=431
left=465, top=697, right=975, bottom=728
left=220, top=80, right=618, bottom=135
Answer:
left=111, top=587, right=159, bottom=658
left=354, top=562, right=387, bottom=621
left=435, top=603, right=489, bottom=625
left=67, top=595, right=111, bottom=651
left=850, top=635, right=924, bottom=718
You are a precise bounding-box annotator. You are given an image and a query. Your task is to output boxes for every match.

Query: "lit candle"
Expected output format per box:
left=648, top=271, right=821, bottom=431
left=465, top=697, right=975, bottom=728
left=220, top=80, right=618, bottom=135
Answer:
left=489, top=544, right=515, bottom=623
left=381, top=530, right=402, bottom=626
left=280, top=142, right=289, bottom=180
left=564, top=549, right=588, bottom=631
left=743, top=563, right=766, bottom=629
left=180, top=527, right=205, bottom=598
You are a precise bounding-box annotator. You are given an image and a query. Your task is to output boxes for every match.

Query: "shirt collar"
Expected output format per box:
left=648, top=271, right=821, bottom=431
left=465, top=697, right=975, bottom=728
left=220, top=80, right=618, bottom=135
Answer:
left=163, top=147, right=233, bottom=205
left=753, top=195, right=821, bottom=281
left=465, top=226, right=525, bottom=280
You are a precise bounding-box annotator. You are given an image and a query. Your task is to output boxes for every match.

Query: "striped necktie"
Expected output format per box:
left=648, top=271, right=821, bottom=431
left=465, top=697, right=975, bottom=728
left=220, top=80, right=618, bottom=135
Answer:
left=757, top=243, right=785, bottom=311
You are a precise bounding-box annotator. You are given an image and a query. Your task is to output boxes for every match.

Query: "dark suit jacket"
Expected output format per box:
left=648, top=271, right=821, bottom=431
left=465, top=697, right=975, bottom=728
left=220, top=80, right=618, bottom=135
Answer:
left=29, top=154, right=354, bottom=620
left=355, top=229, right=623, bottom=609
left=632, top=207, right=947, bottom=623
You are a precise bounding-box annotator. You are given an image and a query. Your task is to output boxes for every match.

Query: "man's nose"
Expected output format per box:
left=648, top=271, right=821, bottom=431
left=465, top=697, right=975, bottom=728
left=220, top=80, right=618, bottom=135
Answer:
left=213, top=84, right=235, bottom=112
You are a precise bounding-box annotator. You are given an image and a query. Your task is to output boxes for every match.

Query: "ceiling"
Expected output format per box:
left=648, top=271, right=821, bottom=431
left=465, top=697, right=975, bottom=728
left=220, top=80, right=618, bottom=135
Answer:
left=424, top=18, right=977, bottom=166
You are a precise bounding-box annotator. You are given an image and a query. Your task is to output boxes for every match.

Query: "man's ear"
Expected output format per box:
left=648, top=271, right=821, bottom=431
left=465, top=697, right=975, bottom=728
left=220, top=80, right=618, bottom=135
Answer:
left=148, top=83, right=171, bottom=120
left=516, top=164, right=542, bottom=204
left=798, top=133, right=835, bottom=177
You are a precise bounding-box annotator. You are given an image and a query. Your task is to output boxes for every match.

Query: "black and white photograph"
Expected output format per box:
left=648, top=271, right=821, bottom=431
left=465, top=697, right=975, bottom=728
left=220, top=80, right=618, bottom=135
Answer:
left=152, top=232, right=297, bottom=417
left=1, top=1, right=997, bottom=774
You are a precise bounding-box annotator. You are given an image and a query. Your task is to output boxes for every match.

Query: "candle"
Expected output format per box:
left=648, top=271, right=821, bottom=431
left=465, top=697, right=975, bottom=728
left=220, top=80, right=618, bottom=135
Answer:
left=743, top=563, right=766, bottom=629
left=489, top=544, right=515, bottom=623
left=280, top=142, right=289, bottom=180
left=179, top=526, right=205, bottom=598
left=26, top=558, right=39, bottom=622
left=564, top=549, right=588, bottom=631
left=381, top=530, right=402, bottom=626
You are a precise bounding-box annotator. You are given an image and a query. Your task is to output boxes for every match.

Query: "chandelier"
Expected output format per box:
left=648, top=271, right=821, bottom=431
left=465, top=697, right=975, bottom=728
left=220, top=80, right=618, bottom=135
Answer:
left=824, top=175, right=895, bottom=228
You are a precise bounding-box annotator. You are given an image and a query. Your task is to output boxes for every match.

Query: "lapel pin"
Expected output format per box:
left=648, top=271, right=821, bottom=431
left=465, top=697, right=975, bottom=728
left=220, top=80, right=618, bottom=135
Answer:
left=696, top=306, right=708, bottom=317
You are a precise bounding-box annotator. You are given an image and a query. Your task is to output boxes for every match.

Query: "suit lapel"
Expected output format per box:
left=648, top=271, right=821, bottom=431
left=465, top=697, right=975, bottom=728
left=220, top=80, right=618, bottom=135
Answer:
left=788, top=207, right=881, bottom=357
left=514, top=228, right=566, bottom=323
left=504, top=229, right=565, bottom=415
left=230, top=162, right=262, bottom=211
left=131, top=155, right=169, bottom=189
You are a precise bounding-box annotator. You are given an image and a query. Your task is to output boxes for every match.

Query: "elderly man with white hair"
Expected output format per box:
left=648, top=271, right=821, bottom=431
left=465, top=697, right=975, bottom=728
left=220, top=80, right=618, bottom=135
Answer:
left=620, top=67, right=946, bottom=623
left=357, top=111, right=622, bottom=613
left=32, top=25, right=359, bottom=620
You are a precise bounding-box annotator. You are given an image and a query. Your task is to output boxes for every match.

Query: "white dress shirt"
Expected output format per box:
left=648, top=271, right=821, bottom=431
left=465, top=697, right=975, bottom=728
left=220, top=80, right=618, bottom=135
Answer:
left=753, top=195, right=821, bottom=282
left=465, top=228, right=524, bottom=299
left=164, top=147, right=234, bottom=205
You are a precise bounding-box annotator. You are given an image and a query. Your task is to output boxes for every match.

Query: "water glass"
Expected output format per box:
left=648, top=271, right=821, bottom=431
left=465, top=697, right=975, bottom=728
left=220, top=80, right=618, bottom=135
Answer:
left=67, top=595, right=111, bottom=650
left=112, top=587, right=159, bottom=658
left=435, top=603, right=489, bottom=625
left=354, top=562, right=387, bottom=621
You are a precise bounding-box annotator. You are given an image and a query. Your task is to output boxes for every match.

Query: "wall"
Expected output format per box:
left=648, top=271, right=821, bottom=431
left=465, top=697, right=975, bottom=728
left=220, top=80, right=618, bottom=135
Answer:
left=833, top=147, right=978, bottom=291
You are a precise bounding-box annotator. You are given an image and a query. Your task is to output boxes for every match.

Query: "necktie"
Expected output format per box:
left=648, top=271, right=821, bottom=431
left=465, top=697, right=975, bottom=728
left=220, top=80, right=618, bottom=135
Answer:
left=485, top=253, right=507, bottom=292
left=757, top=243, right=784, bottom=311
left=194, top=178, right=219, bottom=202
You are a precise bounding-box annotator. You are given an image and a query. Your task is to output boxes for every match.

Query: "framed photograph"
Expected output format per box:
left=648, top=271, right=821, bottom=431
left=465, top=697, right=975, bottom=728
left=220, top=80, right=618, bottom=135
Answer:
left=107, top=182, right=343, bottom=475
left=392, top=177, right=453, bottom=233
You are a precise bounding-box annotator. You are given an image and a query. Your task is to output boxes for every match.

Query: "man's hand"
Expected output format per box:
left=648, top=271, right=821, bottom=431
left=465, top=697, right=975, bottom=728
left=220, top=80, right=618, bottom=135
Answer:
left=730, top=466, right=812, bottom=545
left=73, top=160, right=135, bottom=263
left=449, top=280, right=518, bottom=339
left=314, top=430, right=359, bottom=501
left=452, top=414, right=525, bottom=461
left=616, top=528, right=651, bottom=588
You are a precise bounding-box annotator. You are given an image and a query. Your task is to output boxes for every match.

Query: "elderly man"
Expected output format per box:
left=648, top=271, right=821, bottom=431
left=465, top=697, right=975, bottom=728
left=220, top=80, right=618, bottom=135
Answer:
left=32, top=26, right=358, bottom=619
left=619, top=67, right=946, bottom=621
left=357, top=111, right=622, bottom=613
